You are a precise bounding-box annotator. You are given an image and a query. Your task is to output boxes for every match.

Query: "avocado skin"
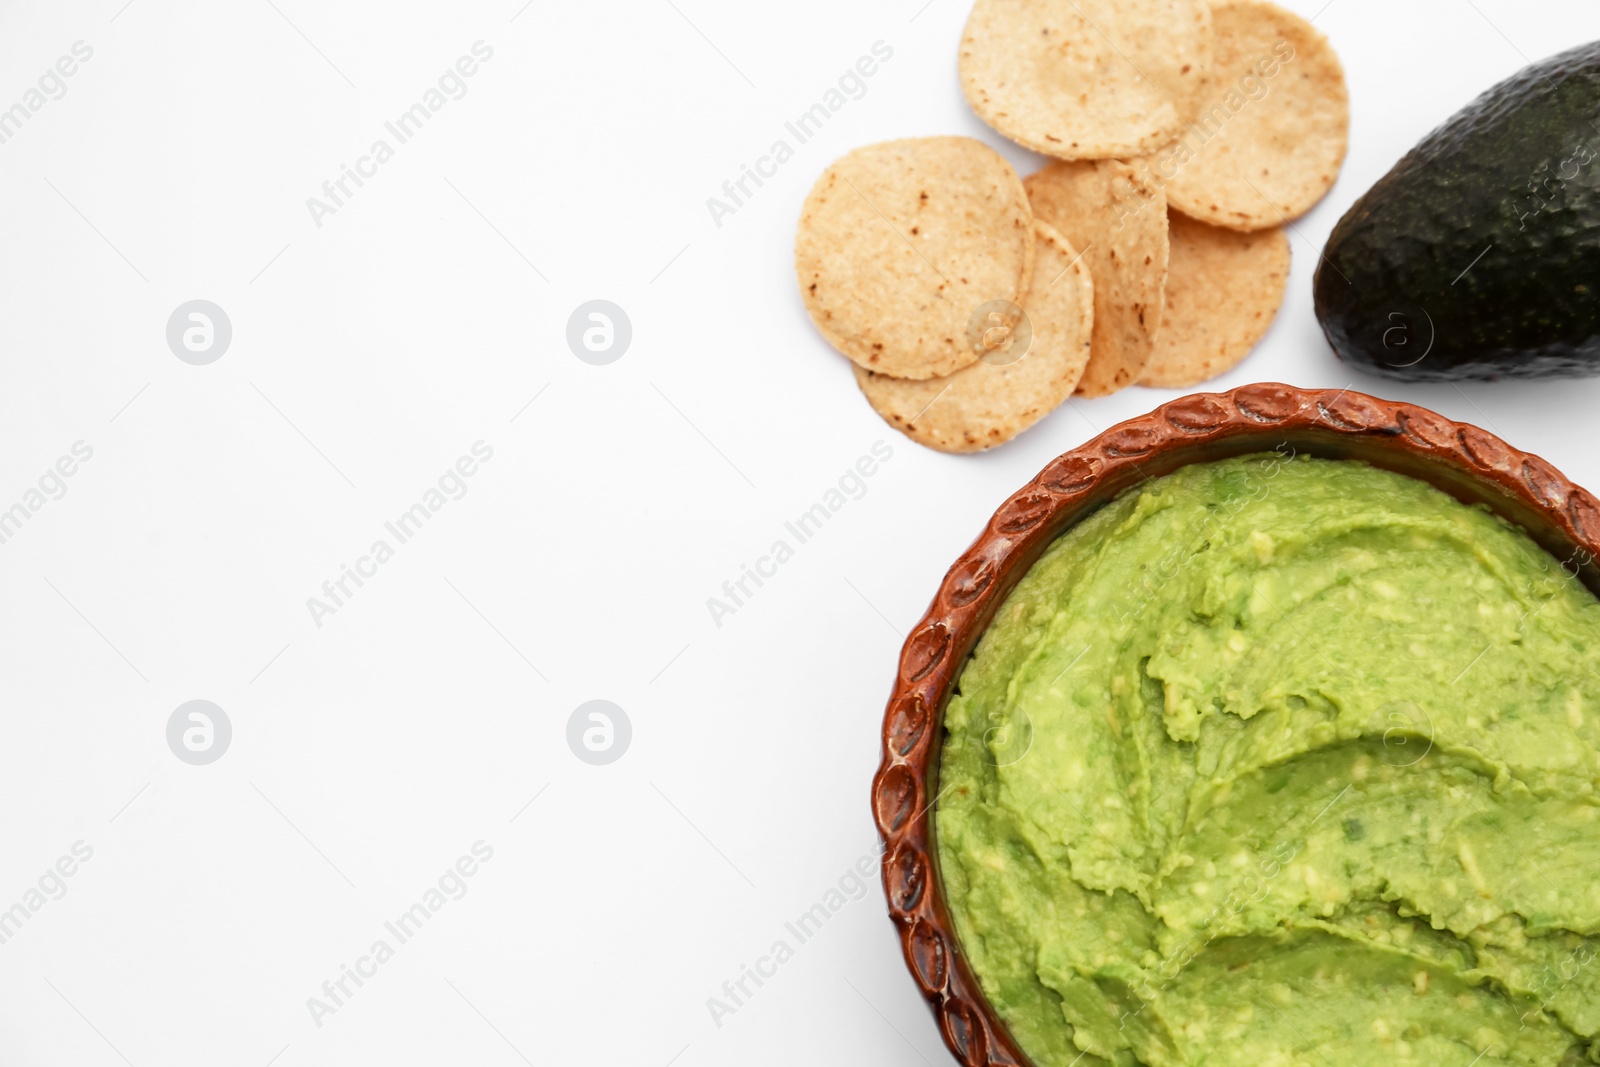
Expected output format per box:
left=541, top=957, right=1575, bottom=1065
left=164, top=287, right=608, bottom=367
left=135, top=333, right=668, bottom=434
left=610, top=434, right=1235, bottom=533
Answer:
left=1316, top=40, right=1600, bottom=381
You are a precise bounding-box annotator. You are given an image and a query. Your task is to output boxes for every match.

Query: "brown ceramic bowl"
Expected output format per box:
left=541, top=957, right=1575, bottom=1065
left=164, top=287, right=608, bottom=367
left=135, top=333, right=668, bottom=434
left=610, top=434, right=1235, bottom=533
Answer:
left=870, top=382, right=1600, bottom=1067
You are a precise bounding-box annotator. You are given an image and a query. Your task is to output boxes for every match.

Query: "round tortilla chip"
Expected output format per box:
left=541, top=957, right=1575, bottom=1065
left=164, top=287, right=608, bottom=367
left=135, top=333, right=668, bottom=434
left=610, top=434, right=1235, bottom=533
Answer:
left=1024, top=159, right=1169, bottom=398
left=855, top=220, right=1094, bottom=453
left=1140, top=210, right=1288, bottom=387
left=795, top=136, right=1035, bottom=380
left=1161, top=0, right=1349, bottom=231
left=959, top=0, right=1213, bottom=160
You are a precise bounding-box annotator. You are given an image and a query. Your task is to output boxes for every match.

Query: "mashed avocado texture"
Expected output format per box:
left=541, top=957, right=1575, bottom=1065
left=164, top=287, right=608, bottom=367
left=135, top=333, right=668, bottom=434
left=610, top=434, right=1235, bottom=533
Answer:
left=937, top=453, right=1600, bottom=1066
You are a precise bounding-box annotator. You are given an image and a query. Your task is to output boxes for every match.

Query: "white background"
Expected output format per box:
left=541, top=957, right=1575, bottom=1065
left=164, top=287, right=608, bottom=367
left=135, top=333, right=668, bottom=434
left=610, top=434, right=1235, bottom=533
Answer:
left=1, top=0, right=1599, bottom=1064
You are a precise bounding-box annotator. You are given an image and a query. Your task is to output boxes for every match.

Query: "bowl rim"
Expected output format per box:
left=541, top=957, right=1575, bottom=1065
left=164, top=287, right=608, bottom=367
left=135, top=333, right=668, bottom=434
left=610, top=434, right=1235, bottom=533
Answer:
left=869, top=381, right=1600, bottom=1067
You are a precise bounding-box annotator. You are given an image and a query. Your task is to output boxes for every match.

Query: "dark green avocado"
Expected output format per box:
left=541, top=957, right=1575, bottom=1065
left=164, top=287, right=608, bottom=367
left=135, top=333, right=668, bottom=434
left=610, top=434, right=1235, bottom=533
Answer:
left=1316, top=40, right=1600, bottom=380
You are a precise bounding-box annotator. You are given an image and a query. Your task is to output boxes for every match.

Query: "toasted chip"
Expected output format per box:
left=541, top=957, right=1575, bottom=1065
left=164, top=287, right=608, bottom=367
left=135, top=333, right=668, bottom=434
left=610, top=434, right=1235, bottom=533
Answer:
left=959, top=0, right=1213, bottom=160
left=1139, top=210, right=1289, bottom=387
left=1025, top=160, right=1169, bottom=398
left=795, top=137, right=1035, bottom=380
left=1158, top=0, right=1349, bottom=231
left=855, top=220, right=1093, bottom=453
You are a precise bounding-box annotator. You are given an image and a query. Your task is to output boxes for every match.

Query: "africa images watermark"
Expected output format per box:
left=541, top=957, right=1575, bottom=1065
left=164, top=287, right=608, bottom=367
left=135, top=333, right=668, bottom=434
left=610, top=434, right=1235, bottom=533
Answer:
left=705, top=841, right=884, bottom=1028
left=1113, top=37, right=1297, bottom=229
left=305, top=41, right=495, bottom=228
left=1382, top=135, right=1600, bottom=372
left=705, top=440, right=894, bottom=628
left=0, top=841, right=95, bottom=948
left=306, top=441, right=495, bottom=628
left=705, top=40, right=894, bottom=229
left=0, top=41, right=94, bottom=148
left=0, top=441, right=95, bottom=548
left=1515, top=138, right=1598, bottom=231
left=306, top=840, right=495, bottom=1027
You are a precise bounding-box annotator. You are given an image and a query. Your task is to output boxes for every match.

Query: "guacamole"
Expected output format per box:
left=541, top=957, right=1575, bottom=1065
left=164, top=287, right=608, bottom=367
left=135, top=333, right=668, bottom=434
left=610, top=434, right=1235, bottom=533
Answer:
left=937, top=453, right=1600, bottom=1066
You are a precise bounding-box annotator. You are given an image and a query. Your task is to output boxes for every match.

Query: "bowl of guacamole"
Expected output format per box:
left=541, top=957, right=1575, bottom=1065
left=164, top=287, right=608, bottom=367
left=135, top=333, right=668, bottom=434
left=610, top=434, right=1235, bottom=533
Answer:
left=872, top=383, right=1600, bottom=1067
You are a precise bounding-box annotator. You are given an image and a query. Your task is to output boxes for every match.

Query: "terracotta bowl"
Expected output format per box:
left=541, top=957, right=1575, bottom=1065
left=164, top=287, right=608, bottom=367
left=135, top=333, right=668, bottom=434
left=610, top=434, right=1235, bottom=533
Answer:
left=869, top=382, right=1600, bottom=1067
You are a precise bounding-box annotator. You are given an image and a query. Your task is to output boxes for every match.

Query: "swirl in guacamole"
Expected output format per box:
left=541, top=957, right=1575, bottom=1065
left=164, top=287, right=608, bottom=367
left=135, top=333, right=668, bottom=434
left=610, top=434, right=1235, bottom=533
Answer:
left=937, top=453, right=1600, bottom=1066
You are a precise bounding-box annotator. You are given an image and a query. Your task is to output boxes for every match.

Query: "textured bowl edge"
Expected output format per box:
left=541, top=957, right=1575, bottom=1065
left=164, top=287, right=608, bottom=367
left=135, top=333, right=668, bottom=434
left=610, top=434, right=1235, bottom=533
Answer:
left=870, top=382, right=1600, bottom=1067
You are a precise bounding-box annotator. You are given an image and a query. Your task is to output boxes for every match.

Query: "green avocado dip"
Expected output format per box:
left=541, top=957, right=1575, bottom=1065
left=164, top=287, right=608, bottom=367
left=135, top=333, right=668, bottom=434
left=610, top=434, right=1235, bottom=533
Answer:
left=936, top=453, right=1600, bottom=1067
